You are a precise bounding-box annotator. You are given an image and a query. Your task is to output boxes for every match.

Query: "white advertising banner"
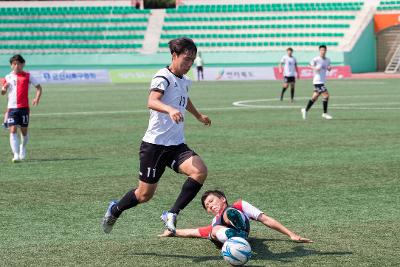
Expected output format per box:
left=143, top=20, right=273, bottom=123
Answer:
left=30, top=69, right=111, bottom=84
left=201, top=67, right=275, bottom=81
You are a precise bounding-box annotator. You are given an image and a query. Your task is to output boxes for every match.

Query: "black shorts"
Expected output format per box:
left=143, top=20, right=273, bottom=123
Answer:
left=138, top=141, right=198, bottom=184
left=7, top=108, right=30, bottom=127
left=197, top=66, right=203, bottom=72
left=313, top=84, right=328, bottom=94
left=284, top=76, right=295, bottom=83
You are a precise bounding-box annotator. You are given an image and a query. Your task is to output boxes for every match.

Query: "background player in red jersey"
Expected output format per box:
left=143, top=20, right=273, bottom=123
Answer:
left=1, top=55, right=42, bottom=162
left=159, top=190, right=312, bottom=246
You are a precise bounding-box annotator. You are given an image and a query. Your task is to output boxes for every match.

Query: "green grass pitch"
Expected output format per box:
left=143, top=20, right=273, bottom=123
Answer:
left=0, top=79, right=399, bottom=266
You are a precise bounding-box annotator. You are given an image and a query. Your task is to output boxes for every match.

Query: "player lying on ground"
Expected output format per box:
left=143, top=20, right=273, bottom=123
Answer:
left=159, top=190, right=313, bottom=246
left=1, top=54, right=42, bottom=162
left=301, top=45, right=333, bottom=120
left=102, top=37, right=211, bottom=234
left=278, top=47, right=299, bottom=103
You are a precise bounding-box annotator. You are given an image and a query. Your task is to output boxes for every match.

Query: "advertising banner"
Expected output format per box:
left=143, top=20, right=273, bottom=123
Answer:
left=273, top=66, right=352, bottom=80
left=110, top=69, right=194, bottom=83
left=202, top=67, right=275, bottom=81
left=29, top=69, right=111, bottom=84
left=374, top=13, right=400, bottom=33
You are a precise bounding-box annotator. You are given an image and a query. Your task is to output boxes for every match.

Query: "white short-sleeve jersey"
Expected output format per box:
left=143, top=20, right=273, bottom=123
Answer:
left=142, top=67, right=192, bottom=146
left=310, top=56, right=331, bottom=85
left=280, top=55, right=297, bottom=77
left=195, top=56, right=203, bottom=67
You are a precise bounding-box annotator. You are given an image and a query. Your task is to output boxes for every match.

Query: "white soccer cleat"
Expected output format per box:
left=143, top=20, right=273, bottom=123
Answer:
left=322, top=113, right=333, bottom=120
left=102, top=200, right=118, bottom=234
left=161, top=211, right=177, bottom=234
left=301, top=108, right=307, bottom=120
left=12, top=153, right=20, bottom=163
left=19, top=145, right=26, bottom=160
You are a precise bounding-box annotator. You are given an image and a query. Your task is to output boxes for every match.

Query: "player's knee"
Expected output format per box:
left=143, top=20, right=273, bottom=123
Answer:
left=191, top=166, right=208, bottom=182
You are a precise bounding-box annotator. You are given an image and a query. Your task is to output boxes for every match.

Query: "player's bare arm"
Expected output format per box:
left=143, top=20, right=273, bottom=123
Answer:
left=32, top=84, right=42, bottom=106
left=278, top=62, right=283, bottom=74
left=147, top=90, right=183, bottom=123
left=186, top=98, right=211, bottom=126
left=256, top=213, right=313, bottom=243
left=1, top=82, right=9, bottom=95
left=159, top=228, right=203, bottom=238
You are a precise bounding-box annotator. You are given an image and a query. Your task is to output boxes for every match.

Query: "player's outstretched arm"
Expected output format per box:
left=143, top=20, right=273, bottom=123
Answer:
left=148, top=90, right=183, bottom=123
left=186, top=98, right=211, bottom=126
left=32, top=85, right=42, bottom=106
left=158, top=228, right=203, bottom=238
left=257, top=214, right=313, bottom=243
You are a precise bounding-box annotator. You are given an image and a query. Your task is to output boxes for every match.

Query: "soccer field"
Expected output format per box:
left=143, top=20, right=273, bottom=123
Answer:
left=0, top=79, right=399, bottom=266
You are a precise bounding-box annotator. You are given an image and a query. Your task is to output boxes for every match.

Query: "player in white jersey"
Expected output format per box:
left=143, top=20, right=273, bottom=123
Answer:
left=159, top=190, right=313, bottom=247
left=1, top=55, right=42, bottom=162
left=278, top=47, right=299, bottom=102
left=102, top=37, right=211, bottom=234
left=194, top=52, right=204, bottom=81
left=301, top=45, right=333, bottom=120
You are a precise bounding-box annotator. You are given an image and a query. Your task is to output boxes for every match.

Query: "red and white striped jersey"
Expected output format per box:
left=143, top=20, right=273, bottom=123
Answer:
left=4, top=71, right=39, bottom=109
left=197, top=199, right=263, bottom=238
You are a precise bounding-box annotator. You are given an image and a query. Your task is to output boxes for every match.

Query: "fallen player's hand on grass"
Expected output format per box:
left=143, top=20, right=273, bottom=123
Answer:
left=158, top=230, right=174, bottom=237
left=290, top=234, right=313, bottom=243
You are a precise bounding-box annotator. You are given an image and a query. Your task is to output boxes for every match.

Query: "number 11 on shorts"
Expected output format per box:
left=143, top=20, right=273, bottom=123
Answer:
left=147, top=167, right=156, bottom=178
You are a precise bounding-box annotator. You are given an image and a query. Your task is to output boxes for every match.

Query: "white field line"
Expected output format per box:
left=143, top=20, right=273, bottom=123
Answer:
left=31, top=95, right=400, bottom=117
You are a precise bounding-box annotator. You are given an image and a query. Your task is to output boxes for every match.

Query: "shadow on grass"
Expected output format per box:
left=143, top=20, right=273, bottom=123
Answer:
left=249, top=238, right=352, bottom=263
left=130, top=237, right=352, bottom=265
left=27, top=157, right=99, bottom=162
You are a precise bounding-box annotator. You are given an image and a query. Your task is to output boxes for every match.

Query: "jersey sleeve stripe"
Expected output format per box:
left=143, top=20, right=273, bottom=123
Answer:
left=154, top=75, right=170, bottom=87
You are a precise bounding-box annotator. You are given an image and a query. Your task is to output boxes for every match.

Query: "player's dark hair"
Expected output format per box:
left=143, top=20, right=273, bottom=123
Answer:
left=9, top=54, right=25, bottom=64
left=287, top=47, right=293, bottom=52
left=319, top=45, right=327, bottom=50
left=168, top=37, right=197, bottom=57
left=201, top=190, right=228, bottom=210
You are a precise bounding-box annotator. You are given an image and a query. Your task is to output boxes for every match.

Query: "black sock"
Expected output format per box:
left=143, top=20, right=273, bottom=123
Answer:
left=111, top=188, right=139, bottom=217
left=290, top=88, right=295, bottom=100
left=305, top=99, right=315, bottom=112
left=280, top=88, right=287, bottom=100
left=169, top=178, right=203, bottom=215
left=323, top=99, right=328, bottom=113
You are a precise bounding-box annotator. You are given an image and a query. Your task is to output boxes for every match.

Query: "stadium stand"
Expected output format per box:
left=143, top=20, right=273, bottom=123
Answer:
left=0, top=1, right=382, bottom=73
left=377, top=0, right=400, bottom=11
left=0, top=6, right=149, bottom=54
left=160, top=2, right=365, bottom=51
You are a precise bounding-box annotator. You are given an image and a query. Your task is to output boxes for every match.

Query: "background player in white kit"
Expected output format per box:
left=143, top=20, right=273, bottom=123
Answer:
left=102, top=37, right=211, bottom=234
left=1, top=54, right=42, bottom=162
left=301, top=45, right=333, bottom=120
left=279, top=47, right=299, bottom=103
left=195, top=52, right=204, bottom=81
